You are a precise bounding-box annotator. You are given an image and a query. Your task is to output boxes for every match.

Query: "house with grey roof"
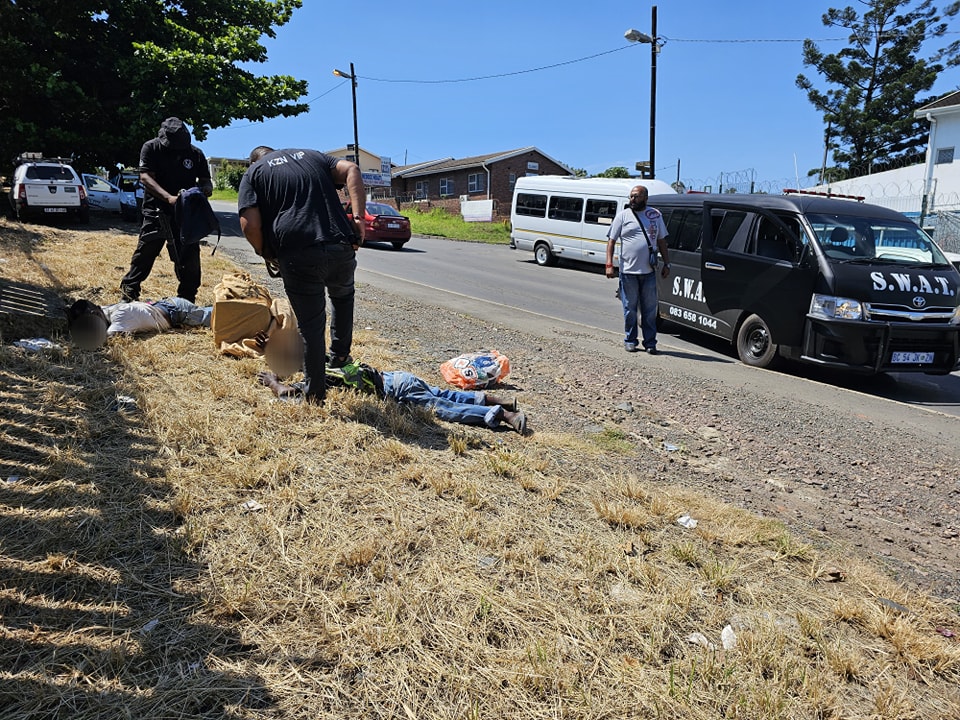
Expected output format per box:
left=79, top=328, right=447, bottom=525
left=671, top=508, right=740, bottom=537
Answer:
left=390, top=147, right=572, bottom=215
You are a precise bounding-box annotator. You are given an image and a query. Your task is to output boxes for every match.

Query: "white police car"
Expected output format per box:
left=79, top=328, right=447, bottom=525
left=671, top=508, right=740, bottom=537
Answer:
left=82, top=173, right=138, bottom=220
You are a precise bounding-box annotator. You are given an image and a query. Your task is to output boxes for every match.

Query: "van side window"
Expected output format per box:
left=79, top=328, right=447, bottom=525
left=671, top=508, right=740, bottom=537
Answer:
left=515, top=193, right=547, bottom=218
left=668, top=209, right=702, bottom=251
left=664, top=209, right=685, bottom=250
left=585, top=198, right=618, bottom=226
left=548, top=195, right=584, bottom=222
left=713, top=210, right=748, bottom=250
left=754, top=214, right=802, bottom=262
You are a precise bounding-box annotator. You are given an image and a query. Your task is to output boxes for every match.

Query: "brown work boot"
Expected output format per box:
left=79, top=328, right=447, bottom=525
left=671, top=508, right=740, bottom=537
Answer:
left=485, top=393, right=517, bottom=412
left=502, top=409, right=527, bottom=435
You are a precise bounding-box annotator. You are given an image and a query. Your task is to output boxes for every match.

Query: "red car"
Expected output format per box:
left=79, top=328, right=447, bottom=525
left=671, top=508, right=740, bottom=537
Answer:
left=347, top=201, right=411, bottom=250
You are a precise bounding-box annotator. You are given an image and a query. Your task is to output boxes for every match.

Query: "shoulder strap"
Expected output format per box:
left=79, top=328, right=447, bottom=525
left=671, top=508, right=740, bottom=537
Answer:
left=630, top=208, right=656, bottom=253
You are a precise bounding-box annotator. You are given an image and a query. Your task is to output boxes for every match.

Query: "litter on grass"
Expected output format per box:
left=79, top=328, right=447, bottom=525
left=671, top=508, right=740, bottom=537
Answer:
left=111, top=395, right=138, bottom=412
left=13, top=338, right=61, bottom=352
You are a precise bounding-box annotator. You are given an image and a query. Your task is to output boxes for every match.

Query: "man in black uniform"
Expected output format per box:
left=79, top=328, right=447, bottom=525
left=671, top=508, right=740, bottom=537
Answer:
left=120, top=117, right=213, bottom=303
left=238, top=146, right=365, bottom=405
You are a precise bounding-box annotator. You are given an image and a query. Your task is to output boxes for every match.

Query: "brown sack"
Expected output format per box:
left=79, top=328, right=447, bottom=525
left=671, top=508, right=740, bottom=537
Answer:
left=212, top=271, right=273, bottom=349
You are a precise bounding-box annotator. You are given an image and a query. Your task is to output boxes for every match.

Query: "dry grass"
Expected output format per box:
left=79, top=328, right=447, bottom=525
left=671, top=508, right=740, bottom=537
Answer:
left=2, top=217, right=959, bottom=719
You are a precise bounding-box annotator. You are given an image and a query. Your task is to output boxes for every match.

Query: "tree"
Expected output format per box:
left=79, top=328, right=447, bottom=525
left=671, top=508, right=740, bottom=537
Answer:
left=0, top=1, right=308, bottom=173
left=594, top=167, right=630, bottom=178
left=796, top=0, right=958, bottom=179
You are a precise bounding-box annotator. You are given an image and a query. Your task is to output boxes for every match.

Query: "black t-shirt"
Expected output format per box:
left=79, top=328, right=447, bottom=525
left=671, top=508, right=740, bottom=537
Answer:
left=139, top=138, right=211, bottom=215
left=237, top=149, right=355, bottom=255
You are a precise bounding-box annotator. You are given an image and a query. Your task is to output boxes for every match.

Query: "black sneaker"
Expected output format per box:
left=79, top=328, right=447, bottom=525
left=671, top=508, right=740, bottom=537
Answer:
left=119, top=285, right=138, bottom=303
left=646, top=346, right=659, bottom=355
left=327, top=353, right=353, bottom=368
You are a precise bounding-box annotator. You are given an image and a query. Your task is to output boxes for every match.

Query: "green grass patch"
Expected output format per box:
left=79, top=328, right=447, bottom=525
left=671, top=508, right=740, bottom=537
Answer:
left=211, top=188, right=239, bottom=202
left=406, top=207, right=511, bottom=244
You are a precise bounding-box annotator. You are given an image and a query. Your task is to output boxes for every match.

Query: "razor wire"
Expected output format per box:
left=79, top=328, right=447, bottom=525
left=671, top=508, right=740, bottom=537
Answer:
left=933, top=210, right=960, bottom=253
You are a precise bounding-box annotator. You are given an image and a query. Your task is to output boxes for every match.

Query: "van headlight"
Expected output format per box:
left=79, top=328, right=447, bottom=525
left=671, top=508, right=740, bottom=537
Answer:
left=951, top=304, right=960, bottom=325
left=810, top=294, right=863, bottom=320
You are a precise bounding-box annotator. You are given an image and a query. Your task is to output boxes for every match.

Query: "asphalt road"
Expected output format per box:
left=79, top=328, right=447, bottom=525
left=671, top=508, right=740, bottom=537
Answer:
left=210, top=200, right=960, bottom=429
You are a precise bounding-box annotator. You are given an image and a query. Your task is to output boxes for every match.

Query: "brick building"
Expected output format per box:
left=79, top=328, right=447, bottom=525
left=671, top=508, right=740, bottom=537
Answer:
left=390, top=147, right=572, bottom=217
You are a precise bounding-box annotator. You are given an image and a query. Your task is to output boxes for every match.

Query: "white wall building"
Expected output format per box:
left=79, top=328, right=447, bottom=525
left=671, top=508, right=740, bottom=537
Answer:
left=807, top=90, right=960, bottom=250
left=808, top=91, right=960, bottom=215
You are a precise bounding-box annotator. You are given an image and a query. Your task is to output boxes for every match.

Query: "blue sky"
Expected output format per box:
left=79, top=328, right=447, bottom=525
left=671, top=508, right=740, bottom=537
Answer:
left=203, top=0, right=959, bottom=192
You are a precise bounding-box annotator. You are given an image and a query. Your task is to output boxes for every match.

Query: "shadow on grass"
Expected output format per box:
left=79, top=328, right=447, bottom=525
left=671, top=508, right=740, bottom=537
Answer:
left=0, top=340, right=275, bottom=717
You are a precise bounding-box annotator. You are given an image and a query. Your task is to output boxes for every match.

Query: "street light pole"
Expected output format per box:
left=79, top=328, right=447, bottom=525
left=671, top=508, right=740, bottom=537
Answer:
left=333, top=62, right=360, bottom=171
left=624, top=6, right=662, bottom=180
left=649, top=6, right=657, bottom=180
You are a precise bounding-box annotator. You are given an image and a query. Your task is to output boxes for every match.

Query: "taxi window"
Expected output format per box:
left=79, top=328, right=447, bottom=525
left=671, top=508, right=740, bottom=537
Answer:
left=548, top=195, right=583, bottom=222
left=585, top=198, right=618, bottom=226
left=515, top=193, right=546, bottom=217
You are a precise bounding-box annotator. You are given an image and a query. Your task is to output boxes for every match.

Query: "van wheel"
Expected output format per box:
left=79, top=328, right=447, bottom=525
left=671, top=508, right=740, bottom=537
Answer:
left=736, top=314, right=779, bottom=368
left=534, top=242, right=557, bottom=267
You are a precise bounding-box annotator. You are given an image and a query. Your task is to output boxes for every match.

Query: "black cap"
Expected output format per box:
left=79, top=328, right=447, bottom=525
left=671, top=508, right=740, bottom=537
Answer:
left=158, top=117, right=191, bottom=150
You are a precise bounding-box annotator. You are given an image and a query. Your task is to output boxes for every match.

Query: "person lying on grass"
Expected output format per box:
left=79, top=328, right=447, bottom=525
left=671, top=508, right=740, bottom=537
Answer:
left=257, top=367, right=527, bottom=435
left=67, top=297, right=211, bottom=349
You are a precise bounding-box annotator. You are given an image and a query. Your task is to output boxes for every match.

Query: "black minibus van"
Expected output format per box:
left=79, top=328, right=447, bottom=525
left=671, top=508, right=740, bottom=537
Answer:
left=649, top=192, right=960, bottom=374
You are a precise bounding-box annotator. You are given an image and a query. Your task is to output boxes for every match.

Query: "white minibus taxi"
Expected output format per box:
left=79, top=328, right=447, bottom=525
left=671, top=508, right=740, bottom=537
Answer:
left=509, top=176, right=676, bottom=267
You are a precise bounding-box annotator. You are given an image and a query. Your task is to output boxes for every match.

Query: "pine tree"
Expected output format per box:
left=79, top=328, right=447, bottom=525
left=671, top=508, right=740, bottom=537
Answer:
left=796, top=0, right=958, bottom=179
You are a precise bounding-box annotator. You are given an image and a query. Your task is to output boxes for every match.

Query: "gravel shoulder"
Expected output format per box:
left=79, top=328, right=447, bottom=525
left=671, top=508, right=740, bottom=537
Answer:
left=218, top=241, right=960, bottom=601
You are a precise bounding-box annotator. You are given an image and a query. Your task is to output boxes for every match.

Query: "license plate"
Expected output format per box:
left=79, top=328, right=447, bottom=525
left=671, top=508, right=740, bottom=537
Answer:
left=891, top=351, right=934, bottom=364
left=44, top=207, right=68, bottom=213
left=387, top=222, right=400, bottom=229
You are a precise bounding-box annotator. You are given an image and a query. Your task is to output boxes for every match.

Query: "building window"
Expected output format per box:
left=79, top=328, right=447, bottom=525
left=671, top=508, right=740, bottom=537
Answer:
left=936, top=147, right=955, bottom=165
left=415, top=180, right=428, bottom=199
left=468, top=173, right=485, bottom=193
left=440, top=178, right=455, bottom=196
left=508, top=173, right=516, bottom=190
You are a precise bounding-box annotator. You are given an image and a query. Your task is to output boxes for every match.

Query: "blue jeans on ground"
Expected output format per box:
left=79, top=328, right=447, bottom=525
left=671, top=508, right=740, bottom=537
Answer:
left=620, top=271, right=658, bottom=349
left=154, top=297, right=211, bottom=328
left=279, top=243, right=357, bottom=403
left=381, top=371, right=501, bottom=427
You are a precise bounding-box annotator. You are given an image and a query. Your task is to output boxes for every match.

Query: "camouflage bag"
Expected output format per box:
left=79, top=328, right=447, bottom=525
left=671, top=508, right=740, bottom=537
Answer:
left=325, top=362, right=385, bottom=398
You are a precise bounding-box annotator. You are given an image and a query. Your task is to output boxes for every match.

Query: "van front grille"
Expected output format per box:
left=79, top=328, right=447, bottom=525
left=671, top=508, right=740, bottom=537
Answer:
left=864, top=302, right=956, bottom=323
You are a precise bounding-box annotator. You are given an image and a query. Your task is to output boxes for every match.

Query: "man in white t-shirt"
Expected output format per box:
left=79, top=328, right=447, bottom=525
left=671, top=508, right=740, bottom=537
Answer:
left=67, top=297, right=211, bottom=349
left=605, top=185, right=672, bottom=354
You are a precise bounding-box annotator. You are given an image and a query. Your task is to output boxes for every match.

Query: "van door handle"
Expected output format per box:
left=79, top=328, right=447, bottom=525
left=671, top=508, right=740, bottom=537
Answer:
left=704, top=262, right=725, bottom=271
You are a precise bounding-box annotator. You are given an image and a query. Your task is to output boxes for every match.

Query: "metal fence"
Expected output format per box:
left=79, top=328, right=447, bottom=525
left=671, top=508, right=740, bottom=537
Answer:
left=933, top=210, right=960, bottom=254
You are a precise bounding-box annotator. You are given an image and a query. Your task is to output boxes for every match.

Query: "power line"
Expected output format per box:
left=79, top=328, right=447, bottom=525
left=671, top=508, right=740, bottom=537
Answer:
left=361, top=46, right=633, bottom=84
left=359, top=30, right=960, bottom=85
left=211, top=80, right=349, bottom=130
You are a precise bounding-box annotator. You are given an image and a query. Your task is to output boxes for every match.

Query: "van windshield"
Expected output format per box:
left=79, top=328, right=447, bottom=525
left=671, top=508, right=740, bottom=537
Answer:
left=807, top=213, right=952, bottom=267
